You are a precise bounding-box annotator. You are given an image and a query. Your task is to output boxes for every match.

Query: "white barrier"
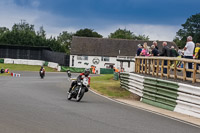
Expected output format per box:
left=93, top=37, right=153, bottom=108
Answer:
left=4, top=58, right=61, bottom=71
left=120, top=72, right=200, bottom=119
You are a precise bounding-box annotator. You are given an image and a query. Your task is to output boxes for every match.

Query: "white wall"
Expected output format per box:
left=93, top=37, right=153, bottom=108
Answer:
left=116, top=61, right=135, bottom=72
left=70, top=55, right=135, bottom=73
left=70, top=55, right=120, bottom=73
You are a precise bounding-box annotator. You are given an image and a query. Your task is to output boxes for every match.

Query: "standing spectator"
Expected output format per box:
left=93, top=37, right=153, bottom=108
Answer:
left=178, top=46, right=184, bottom=57
left=194, top=43, right=200, bottom=70
left=136, top=44, right=142, bottom=56
left=170, top=46, right=179, bottom=57
left=159, top=42, right=170, bottom=74
left=140, top=42, right=149, bottom=56
left=151, top=45, right=159, bottom=56
left=194, top=43, right=200, bottom=59
left=183, top=36, right=195, bottom=77
left=153, top=41, right=159, bottom=50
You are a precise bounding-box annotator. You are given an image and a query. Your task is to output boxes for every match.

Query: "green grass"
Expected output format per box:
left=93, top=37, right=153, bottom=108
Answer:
left=90, top=74, right=135, bottom=99
left=0, top=63, right=57, bottom=72
left=0, top=73, right=9, bottom=76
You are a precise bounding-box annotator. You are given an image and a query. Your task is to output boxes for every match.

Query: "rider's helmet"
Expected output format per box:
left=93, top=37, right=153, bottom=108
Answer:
left=84, top=68, right=90, bottom=76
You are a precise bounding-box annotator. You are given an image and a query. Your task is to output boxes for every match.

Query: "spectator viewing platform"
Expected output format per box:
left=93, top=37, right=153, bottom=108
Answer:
left=135, top=56, right=200, bottom=83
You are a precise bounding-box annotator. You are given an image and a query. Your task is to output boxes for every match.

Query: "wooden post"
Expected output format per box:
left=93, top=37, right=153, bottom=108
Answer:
left=135, top=58, right=137, bottom=73
left=156, top=59, right=159, bottom=77
left=141, top=59, right=144, bottom=74
left=138, top=59, right=141, bottom=73
left=152, top=59, right=155, bottom=76
left=145, top=59, right=147, bottom=74
left=183, top=61, right=186, bottom=81
left=167, top=60, right=170, bottom=78
left=193, top=63, right=197, bottom=83
left=174, top=60, right=177, bottom=79
left=161, top=59, right=164, bottom=78
left=148, top=59, right=151, bottom=74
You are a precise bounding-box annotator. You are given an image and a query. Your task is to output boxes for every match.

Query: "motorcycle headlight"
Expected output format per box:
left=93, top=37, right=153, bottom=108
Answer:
left=77, top=82, right=81, bottom=85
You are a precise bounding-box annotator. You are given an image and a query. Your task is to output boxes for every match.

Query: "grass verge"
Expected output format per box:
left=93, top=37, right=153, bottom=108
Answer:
left=0, top=63, right=57, bottom=72
left=90, top=74, right=139, bottom=99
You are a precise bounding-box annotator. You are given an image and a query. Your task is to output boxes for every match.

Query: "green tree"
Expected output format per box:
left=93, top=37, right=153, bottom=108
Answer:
left=174, top=13, right=200, bottom=48
left=57, top=31, right=73, bottom=54
left=109, top=28, right=149, bottom=40
left=74, top=28, right=103, bottom=38
left=0, top=27, right=9, bottom=35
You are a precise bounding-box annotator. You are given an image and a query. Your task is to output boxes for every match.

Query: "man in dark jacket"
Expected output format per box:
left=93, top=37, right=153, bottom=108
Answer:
left=153, top=41, right=159, bottom=50
left=170, top=46, right=179, bottom=57
left=136, top=44, right=142, bottom=56
left=159, top=42, right=170, bottom=74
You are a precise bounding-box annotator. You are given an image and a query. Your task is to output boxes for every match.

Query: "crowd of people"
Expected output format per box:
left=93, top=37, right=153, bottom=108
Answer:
left=136, top=36, right=200, bottom=77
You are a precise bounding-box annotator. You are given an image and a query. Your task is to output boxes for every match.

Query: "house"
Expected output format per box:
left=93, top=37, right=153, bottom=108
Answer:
left=70, top=36, right=177, bottom=73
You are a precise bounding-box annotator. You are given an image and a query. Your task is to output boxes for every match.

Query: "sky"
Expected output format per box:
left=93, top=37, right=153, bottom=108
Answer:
left=0, top=0, right=199, bottom=41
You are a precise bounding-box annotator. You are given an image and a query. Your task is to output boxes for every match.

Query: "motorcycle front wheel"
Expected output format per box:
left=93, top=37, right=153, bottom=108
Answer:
left=76, top=87, right=85, bottom=102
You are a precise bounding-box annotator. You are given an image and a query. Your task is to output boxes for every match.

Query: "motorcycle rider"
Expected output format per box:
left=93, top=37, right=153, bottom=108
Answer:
left=39, top=66, right=45, bottom=76
left=68, top=68, right=91, bottom=93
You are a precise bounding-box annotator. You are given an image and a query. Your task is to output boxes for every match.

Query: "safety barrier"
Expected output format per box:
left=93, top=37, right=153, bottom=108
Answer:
left=3, top=58, right=61, bottom=71
left=120, top=72, right=200, bottom=118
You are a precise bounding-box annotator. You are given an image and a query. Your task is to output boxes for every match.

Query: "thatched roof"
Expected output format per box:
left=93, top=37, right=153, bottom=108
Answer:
left=71, top=36, right=177, bottom=57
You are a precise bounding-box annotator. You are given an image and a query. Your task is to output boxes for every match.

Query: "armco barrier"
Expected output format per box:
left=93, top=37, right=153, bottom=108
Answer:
left=4, top=58, right=61, bottom=71
left=120, top=72, right=200, bottom=118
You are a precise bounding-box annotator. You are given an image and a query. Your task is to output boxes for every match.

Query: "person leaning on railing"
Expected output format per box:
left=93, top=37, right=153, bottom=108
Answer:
left=159, top=42, right=170, bottom=74
left=194, top=43, right=200, bottom=70
left=183, top=36, right=195, bottom=77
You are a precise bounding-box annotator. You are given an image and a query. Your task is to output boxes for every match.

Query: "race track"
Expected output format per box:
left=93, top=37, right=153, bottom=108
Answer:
left=0, top=72, right=199, bottom=133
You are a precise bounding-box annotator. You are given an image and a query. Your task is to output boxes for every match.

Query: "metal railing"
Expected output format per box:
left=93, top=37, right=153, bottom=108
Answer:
left=135, top=56, right=200, bottom=83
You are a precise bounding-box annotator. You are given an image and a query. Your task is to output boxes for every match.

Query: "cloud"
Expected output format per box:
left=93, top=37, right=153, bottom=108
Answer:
left=31, top=0, right=40, bottom=8
left=0, top=0, right=180, bottom=41
left=97, top=24, right=181, bottom=41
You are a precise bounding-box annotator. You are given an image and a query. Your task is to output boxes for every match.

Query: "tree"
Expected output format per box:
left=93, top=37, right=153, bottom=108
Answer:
left=174, top=13, right=200, bottom=48
left=109, top=28, right=149, bottom=40
left=57, top=31, right=74, bottom=54
left=37, top=26, right=46, bottom=38
left=0, top=27, right=9, bottom=35
left=74, top=28, right=103, bottom=38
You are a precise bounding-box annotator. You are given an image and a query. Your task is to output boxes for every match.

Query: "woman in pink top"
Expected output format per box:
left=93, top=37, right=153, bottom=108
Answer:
left=140, top=42, right=149, bottom=56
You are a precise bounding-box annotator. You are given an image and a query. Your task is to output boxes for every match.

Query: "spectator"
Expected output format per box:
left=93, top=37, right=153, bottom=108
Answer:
left=183, top=36, right=195, bottom=77
left=151, top=45, right=159, bottom=56
left=153, top=41, right=159, bottom=50
left=170, top=46, right=179, bottom=57
left=159, top=42, right=170, bottom=74
left=194, top=43, right=200, bottom=70
left=136, top=44, right=142, bottom=56
left=178, top=46, right=184, bottom=57
left=140, top=42, right=149, bottom=56
left=1, top=68, right=5, bottom=73
left=194, top=43, right=200, bottom=59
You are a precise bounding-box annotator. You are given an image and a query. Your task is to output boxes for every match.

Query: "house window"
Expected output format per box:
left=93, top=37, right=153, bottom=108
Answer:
left=72, top=56, right=74, bottom=66
left=77, top=56, right=88, bottom=60
left=101, top=57, right=110, bottom=62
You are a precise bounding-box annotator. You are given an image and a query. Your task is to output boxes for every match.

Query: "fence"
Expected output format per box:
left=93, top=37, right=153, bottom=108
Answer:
left=0, top=45, right=70, bottom=66
left=120, top=72, right=200, bottom=118
left=135, top=56, right=200, bottom=83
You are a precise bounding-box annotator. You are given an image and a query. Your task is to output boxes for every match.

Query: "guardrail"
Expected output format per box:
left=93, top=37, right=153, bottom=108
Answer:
left=135, top=56, right=200, bottom=83
left=120, top=72, right=200, bottom=118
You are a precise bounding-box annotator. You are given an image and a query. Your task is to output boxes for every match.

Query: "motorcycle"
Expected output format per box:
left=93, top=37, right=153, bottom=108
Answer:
left=67, top=77, right=89, bottom=102
left=67, top=70, right=71, bottom=78
left=40, top=70, right=45, bottom=79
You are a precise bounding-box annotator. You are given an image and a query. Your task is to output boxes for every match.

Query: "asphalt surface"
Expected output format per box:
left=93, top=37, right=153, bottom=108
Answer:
left=0, top=72, right=200, bottom=133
